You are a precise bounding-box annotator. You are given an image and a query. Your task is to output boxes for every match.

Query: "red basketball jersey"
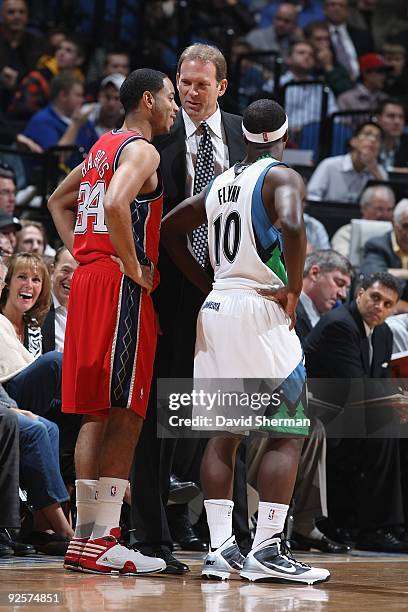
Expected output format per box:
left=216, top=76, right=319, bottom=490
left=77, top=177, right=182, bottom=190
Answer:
left=73, top=129, right=163, bottom=286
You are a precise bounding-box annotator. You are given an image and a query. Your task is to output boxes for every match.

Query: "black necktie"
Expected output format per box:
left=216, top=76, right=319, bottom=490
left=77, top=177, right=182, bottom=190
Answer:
left=192, top=122, right=214, bottom=268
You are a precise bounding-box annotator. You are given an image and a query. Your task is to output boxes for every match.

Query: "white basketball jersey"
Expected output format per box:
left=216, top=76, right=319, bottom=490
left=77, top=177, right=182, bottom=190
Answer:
left=206, top=157, right=288, bottom=291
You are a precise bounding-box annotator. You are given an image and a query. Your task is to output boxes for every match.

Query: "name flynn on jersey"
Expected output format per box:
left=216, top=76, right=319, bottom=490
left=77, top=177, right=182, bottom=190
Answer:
left=218, top=184, right=241, bottom=206
left=81, top=149, right=110, bottom=179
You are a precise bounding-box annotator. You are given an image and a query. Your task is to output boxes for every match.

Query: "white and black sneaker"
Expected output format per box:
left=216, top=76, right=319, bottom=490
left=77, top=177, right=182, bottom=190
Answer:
left=202, top=535, right=245, bottom=580
left=240, top=535, right=330, bottom=585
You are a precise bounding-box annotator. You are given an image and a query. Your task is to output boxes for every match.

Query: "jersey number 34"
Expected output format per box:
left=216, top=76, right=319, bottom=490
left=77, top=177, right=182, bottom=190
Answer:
left=74, top=181, right=108, bottom=234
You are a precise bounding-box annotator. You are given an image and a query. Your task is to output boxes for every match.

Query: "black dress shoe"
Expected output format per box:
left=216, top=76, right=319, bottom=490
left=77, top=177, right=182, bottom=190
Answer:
left=356, top=529, right=408, bottom=553
left=291, top=531, right=351, bottom=554
left=168, top=475, right=200, bottom=505
left=167, top=506, right=208, bottom=552
left=0, top=530, right=35, bottom=556
left=0, top=543, right=13, bottom=557
left=27, top=532, right=70, bottom=556
left=140, top=545, right=190, bottom=575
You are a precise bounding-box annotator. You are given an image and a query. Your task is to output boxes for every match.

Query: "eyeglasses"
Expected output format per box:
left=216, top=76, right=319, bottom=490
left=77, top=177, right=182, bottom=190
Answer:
left=0, top=189, right=16, bottom=197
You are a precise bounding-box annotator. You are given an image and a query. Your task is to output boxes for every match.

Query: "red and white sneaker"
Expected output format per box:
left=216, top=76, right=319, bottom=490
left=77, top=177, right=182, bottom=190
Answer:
left=80, top=528, right=166, bottom=575
left=64, top=537, right=88, bottom=571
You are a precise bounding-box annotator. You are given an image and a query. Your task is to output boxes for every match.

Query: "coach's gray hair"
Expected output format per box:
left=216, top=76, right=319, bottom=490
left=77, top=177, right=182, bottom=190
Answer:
left=303, top=249, right=353, bottom=277
left=393, top=199, right=408, bottom=224
left=360, top=185, right=395, bottom=210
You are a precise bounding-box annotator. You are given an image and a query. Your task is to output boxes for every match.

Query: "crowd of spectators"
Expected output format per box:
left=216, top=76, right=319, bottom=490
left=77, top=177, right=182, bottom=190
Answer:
left=1, top=0, right=408, bottom=560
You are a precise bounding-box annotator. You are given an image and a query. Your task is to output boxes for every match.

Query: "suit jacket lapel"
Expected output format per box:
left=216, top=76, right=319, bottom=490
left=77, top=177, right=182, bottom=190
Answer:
left=349, top=302, right=370, bottom=375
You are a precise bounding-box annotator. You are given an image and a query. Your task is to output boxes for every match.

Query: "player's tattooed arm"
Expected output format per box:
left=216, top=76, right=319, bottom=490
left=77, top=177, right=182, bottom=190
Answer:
left=48, top=163, right=83, bottom=255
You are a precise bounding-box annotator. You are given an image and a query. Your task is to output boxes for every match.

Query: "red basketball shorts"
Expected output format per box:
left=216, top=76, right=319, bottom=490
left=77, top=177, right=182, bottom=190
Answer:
left=62, top=259, right=157, bottom=418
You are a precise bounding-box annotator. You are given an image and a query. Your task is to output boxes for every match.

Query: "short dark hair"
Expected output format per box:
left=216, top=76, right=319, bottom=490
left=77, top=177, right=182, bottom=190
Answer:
left=54, top=245, right=68, bottom=265
left=304, top=20, right=330, bottom=39
left=304, top=249, right=353, bottom=277
left=0, top=162, right=16, bottom=184
left=49, top=74, right=83, bottom=101
left=63, top=34, right=85, bottom=60
left=359, top=271, right=401, bottom=298
left=353, top=120, right=384, bottom=139
left=119, top=68, right=167, bottom=114
left=376, top=98, right=405, bottom=117
left=243, top=99, right=287, bottom=137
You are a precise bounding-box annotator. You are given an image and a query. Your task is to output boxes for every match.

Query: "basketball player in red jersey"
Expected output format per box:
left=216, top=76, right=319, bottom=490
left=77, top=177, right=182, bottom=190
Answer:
left=47, top=69, right=178, bottom=575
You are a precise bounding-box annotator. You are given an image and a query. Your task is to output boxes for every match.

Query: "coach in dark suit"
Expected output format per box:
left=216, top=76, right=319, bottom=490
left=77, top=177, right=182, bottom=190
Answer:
left=361, top=199, right=408, bottom=306
left=129, top=44, right=248, bottom=571
left=304, top=271, right=407, bottom=552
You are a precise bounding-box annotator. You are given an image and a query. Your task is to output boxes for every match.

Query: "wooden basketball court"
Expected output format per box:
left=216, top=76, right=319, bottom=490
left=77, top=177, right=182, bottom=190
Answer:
left=1, top=550, right=408, bottom=610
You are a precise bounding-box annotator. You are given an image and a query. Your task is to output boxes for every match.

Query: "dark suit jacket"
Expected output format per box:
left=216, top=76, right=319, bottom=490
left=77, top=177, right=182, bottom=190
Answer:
left=394, top=134, right=408, bottom=168
left=295, top=300, right=313, bottom=345
left=361, top=231, right=408, bottom=301
left=41, top=303, right=55, bottom=354
left=304, top=302, right=396, bottom=435
left=347, top=24, right=374, bottom=57
left=154, top=110, right=245, bottom=376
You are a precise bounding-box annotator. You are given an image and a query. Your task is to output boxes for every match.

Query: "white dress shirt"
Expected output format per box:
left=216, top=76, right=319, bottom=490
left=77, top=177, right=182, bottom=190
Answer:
left=53, top=293, right=67, bottom=353
left=299, top=292, right=321, bottom=329
left=182, top=107, right=230, bottom=198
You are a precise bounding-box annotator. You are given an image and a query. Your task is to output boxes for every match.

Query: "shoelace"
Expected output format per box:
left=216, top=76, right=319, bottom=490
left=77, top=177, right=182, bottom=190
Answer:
left=279, top=538, right=311, bottom=569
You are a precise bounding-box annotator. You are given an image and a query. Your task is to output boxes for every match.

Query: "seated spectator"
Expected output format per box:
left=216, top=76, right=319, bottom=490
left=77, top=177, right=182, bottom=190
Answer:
left=304, top=271, right=408, bottom=552
left=0, top=261, right=72, bottom=554
left=0, top=400, right=24, bottom=557
left=0, top=212, right=21, bottom=251
left=83, top=74, right=125, bottom=138
left=361, top=198, right=408, bottom=312
left=324, top=0, right=374, bottom=83
left=386, top=312, right=408, bottom=354
left=307, top=121, right=387, bottom=202
left=42, top=247, right=77, bottom=353
left=86, top=48, right=130, bottom=101
left=337, top=53, right=388, bottom=112
left=375, top=98, right=408, bottom=171
left=0, top=0, right=46, bottom=109
left=304, top=213, right=331, bottom=252
left=259, top=0, right=325, bottom=30
left=304, top=20, right=354, bottom=96
left=0, top=165, right=16, bottom=214
left=296, top=249, right=352, bottom=339
left=22, top=75, right=97, bottom=163
left=290, top=249, right=352, bottom=554
left=15, top=220, right=55, bottom=256
left=0, top=232, right=13, bottom=262
left=0, top=252, right=50, bottom=354
left=8, top=35, right=85, bottom=120
left=332, top=184, right=395, bottom=256
left=246, top=2, right=300, bottom=62
left=279, top=41, right=337, bottom=140
left=382, top=44, right=408, bottom=103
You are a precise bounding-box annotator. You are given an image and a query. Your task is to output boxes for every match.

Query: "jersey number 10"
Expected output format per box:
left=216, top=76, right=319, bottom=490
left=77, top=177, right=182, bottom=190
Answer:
left=213, top=211, right=241, bottom=266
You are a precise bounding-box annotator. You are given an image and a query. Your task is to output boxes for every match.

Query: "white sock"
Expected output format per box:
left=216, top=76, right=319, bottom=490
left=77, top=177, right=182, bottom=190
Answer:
left=73, top=479, right=98, bottom=539
left=90, top=477, right=127, bottom=539
left=252, top=502, right=289, bottom=549
left=204, top=499, right=234, bottom=549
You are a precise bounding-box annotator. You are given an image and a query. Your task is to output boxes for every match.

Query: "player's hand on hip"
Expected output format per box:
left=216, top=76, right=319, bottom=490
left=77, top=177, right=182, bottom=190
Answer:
left=111, top=256, right=154, bottom=293
left=257, top=286, right=298, bottom=330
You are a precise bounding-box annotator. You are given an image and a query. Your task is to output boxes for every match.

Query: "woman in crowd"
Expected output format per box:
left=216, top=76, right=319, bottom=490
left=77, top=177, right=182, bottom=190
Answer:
left=0, top=254, right=73, bottom=554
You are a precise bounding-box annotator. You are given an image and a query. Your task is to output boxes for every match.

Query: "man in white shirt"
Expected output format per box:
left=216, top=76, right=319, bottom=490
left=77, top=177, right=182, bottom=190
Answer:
left=307, top=120, right=387, bottom=203
left=42, top=246, right=77, bottom=353
left=324, top=0, right=374, bottom=82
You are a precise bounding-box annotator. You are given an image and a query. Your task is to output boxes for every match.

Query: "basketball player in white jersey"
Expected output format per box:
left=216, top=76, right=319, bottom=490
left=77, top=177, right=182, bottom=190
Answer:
left=161, top=99, right=329, bottom=584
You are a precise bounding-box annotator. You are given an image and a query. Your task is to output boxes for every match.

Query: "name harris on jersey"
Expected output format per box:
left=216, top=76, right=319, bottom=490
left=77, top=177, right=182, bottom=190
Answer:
left=81, top=149, right=110, bottom=179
